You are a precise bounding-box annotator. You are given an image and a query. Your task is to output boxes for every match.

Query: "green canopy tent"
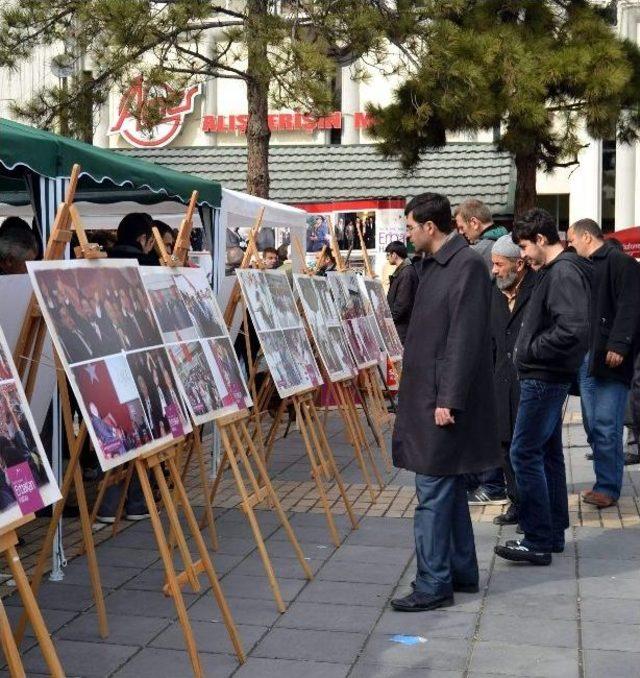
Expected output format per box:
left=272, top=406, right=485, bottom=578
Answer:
left=0, top=118, right=222, bottom=250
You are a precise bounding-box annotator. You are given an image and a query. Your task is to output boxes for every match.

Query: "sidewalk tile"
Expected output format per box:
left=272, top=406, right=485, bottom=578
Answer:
left=234, top=657, right=349, bottom=678
left=275, top=600, right=380, bottom=633
left=583, top=650, right=640, bottom=678
left=358, top=634, right=469, bottom=670
left=112, top=647, right=237, bottom=677
left=468, top=641, right=579, bottom=677
left=150, top=619, right=267, bottom=655
left=56, top=612, right=169, bottom=645
left=253, top=627, right=366, bottom=663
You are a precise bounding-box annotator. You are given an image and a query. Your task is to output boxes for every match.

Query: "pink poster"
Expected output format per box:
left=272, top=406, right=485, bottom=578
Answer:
left=6, top=462, right=45, bottom=515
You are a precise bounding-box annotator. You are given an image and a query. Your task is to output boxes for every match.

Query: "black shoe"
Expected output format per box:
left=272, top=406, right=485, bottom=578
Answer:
left=505, top=538, right=563, bottom=554
left=410, top=580, right=479, bottom=594
left=494, top=540, right=551, bottom=566
left=467, top=488, right=508, bottom=506
left=516, top=524, right=524, bottom=534
left=390, top=591, right=454, bottom=612
left=493, top=504, right=519, bottom=526
left=624, top=452, right=640, bottom=466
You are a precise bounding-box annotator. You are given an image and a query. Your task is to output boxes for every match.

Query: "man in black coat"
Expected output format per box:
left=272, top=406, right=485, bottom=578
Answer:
left=385, top=241, right=418, bottom=344
left=495, top=209, right=591, bottom=566
left=568, top=219, right=640, bottom=508
left=489, top=235, right=537, bottom=527
left=390, top=193, right=500, bottom=613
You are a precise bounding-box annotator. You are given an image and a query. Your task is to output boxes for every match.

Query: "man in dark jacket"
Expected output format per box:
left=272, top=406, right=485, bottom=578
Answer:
left=390, top=193, right=500, bottom=613
left=489, top=235, right=537, bottom=527
left=495, top=208, right=591, bottom=566
left=454, top=198, right=508, bottom=272
left=568, top=219, right=640, bottom=508
left=108, top=212, right=158, bottom=265
left=385, top=241, right=418, bottom=344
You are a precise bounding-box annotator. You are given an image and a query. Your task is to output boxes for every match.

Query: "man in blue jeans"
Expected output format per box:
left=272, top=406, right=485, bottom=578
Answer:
left=495, top=209, right=590, bottom=566
left=568, top=219, right=640, bottom=509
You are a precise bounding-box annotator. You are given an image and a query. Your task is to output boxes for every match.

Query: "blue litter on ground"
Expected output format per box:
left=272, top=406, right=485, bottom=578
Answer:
left=389, top=635, right=427, bottom=645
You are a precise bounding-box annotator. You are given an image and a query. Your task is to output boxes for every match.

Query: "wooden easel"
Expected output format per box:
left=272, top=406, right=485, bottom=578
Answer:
left=16, top=166, right=246, bottom=675
left=0, top=515, right=65, bottom=677
left=14, top=164, right=110, bottom=644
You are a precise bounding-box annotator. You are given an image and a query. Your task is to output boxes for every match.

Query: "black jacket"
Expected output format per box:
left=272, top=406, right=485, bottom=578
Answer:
left=491, top=269, right=536, bottom=443
left=387, top=259, right=418, bottom=343
left=587, top=241, right=640, bottom=385
left=108, top=243, right=158, bottom=266
left=392, top=234, right=500, bottom=476
left=514, top=251, right=591, bottom=383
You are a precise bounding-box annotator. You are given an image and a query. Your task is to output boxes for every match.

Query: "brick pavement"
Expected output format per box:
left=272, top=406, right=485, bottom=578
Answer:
left=2, top=396, right=640, bottom=676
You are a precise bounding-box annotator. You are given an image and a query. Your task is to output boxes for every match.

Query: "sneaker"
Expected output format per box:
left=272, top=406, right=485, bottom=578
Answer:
left=125, top=512, right=150, bottom=521
left=494, top=540, right=551, bottom=566
left=390, top=591, right=454, bottom=612
left=624, top=452, right=640, bottom=466
left=506, top=539, right=564, bottom=555
left=493, top=503, right=519, bottom=525
left=467, top=488, right=508, bottom=506
left=95, top=515, right=115, bottom=525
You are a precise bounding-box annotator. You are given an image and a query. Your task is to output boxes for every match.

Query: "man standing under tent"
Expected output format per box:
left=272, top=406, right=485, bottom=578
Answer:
left=385, top=240, right=418, bottom=345
left=391, top=193, right=500, bottom=612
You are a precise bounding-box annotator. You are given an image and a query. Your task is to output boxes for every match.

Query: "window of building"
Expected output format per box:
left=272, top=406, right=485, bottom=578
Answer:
left=537, top=194, right=570, bottom=232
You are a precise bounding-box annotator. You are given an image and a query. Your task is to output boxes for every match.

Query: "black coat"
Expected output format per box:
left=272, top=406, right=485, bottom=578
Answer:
left=387, top=259, right=418, bottom=344
left=490, top=270, right=536, bottom=444
left=514, top=251, right=591, bottom=383
left=392, top=234, right=500, bottom=476
left=587, top=241, right=640, bottom=385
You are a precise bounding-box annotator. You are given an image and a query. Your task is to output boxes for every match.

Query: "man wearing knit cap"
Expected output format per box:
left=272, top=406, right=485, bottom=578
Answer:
left=489, top=234, right=537, bottom=528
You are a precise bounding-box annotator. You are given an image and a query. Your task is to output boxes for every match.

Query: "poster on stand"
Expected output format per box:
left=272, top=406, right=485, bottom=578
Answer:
left=142, top=267, right=251, bottom=425
left=236, top=269, right=322, bottom=398
left=361, top=278, right=403, bottom=361
left=294, top=274, right=357, bottom=382
left=28, top=260, right=191, bottom=471
left=0, top=327, right=60, bottom=529
left=326, top=272, right=380, bottom=369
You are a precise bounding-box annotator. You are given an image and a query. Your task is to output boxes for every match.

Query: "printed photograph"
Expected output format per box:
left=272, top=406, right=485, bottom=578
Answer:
left=145, top=272, right=199, bottom=344
left=313, top=278, right=339, bottom=323
left=258, top=330, right=306, bottom=397
left=236, top=269, right=277, bottom=332
left=126, top=349, right=190, bottom=440
left=327, top=326, right=358, bottom=377
left=0, top=344, right=11, bottom=382
left=166, top=341, right=225, bottom=423
left=335, top=212, right=376, bottom=251
left=265, top=272, right=300, bottom=329
left=72, top=354, right=155, bottom=470
left=283, top=327, right=322, bottom=388
left=327, top=272, right=368, bottom=320
left=363, top=278, right=403, bottom=360
left=345, top=318, right=379, bottom=369
left=0, top=382, right=60, bottom=521
left=29, top=261, right=163, bottom=365
left=174, top=269, right=226, bottom=339
left=207, top=337, right=252, bottom=410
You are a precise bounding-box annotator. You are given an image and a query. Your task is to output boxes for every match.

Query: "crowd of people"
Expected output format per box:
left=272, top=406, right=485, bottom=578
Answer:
left=387, top=192, right=640, bottom=613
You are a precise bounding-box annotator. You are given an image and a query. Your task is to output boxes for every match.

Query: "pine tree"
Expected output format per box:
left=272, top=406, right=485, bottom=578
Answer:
left=0, top=1, right=385, bottom=197
left=367, top=0, right=640, bottom=216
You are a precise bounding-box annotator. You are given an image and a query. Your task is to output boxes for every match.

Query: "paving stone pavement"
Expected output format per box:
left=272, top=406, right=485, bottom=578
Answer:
left=3, top=397, right=640, bottom=677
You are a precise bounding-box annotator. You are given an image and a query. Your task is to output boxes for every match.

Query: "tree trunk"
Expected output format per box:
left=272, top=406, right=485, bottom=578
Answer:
left=246, top=0, right=270, bottom=198
left=514, top=152, right=537, bottom=219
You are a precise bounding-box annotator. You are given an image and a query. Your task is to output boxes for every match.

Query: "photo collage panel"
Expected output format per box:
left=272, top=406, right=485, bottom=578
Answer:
left=28, top=260, right=191, bottom=471
left=0, top=329, right=60, bottom=530
left=362, top=278, right=403, bottom=361
left=326, top=272, right=381, bottom=369
left=293, top=274, right=357, bottom=382
left=142, top=267, right=252, bottom=425
left=236, top=269, right=322, bottom=398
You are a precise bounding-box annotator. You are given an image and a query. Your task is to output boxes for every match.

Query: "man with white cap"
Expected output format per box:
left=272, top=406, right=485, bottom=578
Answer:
left=490, top=234, right=537, bottom=528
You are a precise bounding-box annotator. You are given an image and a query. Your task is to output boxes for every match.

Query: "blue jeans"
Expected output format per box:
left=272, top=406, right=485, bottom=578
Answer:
left=510, top=379, right=570, bottom=553
left=414, top=474, right=478, bottom=597
left=464, top=467, right=505, bottom=496
left=578, top=355, right=628, bottom=500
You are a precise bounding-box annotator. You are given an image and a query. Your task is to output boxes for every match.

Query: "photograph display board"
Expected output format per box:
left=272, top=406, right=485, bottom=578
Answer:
left=293, top=274, right=357, bottom=382
left=27, top=260, right=191, bottom=471
left=326, top=272, right=381, bottom=369
left=236, top=269, right=322, bottom=398
left=0, top=326, right=60, bottom=528
left=142, top=267, right=252, bottom=425
left=361, top=278, right=403, bottom=361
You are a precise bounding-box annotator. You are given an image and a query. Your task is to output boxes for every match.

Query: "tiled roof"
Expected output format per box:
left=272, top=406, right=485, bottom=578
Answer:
left=122, top=143, right=515, bottom=214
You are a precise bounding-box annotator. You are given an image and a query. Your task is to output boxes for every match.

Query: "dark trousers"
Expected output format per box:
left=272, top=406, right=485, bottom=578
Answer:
left=501, top=441, right=518, bottom=505
left=464, top=467, right=505, bottom=496
left=510, top=379, right=570, bottom=553
left=99, top=474, right=146, bottom=517
left=414, top=474, right=478, bottom=597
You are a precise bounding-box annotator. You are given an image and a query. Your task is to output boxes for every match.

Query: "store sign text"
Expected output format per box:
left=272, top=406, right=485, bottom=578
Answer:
left=202, top=111, right=374, bottom=134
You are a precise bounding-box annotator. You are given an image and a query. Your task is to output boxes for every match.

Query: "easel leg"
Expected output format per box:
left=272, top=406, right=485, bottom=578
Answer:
left=238, top=420, right=313, bottom=580
left=135, top=459, right=204, bottom=677
left=112, top=464, right=134, bottom=539
left=166, top=457, right=246, bottom=663
left=292, top=397, right=341, bottom=547
left=219, top=426, right=286, bottom=613
left=307, top=398, right=359, bottom=530
left=264, top=397, right=286, bottom=465
left=192, top=427, right=219, bottom=551
left=0, top=597, right=24, bottom=678
left=7, top=545, right=64, bottom=677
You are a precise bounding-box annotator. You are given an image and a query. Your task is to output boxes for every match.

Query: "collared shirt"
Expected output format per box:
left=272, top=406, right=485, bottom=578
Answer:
left=501, top=275, right=525, bottom=312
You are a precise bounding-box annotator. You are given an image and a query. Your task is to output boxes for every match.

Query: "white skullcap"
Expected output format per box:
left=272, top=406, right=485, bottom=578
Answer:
left=492, top=234, right=521, bottom=259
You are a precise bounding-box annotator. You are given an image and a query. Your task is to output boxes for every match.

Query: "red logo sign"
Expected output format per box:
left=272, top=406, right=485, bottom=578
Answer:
left=110, top=77, right=202, bottom=148
left=202, top=111, right=374, bottom=134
